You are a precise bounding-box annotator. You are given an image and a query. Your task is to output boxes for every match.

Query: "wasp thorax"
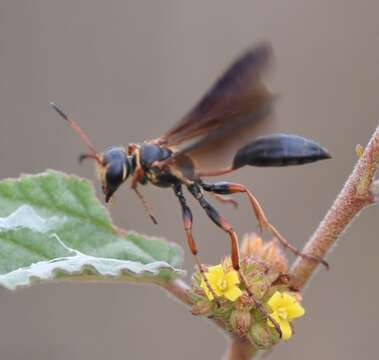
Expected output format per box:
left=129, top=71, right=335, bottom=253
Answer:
left=99, top=147, right=130, bottom=203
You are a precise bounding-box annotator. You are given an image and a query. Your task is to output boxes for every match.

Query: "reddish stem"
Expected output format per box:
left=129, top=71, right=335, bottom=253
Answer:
left=290, top=125, right=379, bottom=289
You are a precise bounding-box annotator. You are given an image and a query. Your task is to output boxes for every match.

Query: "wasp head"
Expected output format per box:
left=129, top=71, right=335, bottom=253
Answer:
left=95, top=147, right=131, bottom=203
left=50, top=103, right=133, bottom=203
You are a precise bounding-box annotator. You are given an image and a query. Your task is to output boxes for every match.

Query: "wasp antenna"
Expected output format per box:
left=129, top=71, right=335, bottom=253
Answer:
left=78, top=153, right=100, bottom=163
left=49, top=102, right=102, bottom=164
left=78, top=153, right=88, bottom=163
left=49, top=102, right=69, bottom=121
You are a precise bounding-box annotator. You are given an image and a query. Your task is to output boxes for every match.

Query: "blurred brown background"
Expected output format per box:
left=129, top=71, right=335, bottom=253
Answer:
left=0, top=1, right=378, bottom=359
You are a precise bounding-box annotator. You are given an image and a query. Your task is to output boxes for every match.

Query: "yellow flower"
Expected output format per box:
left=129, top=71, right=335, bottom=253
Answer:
left=267, top=291, right=305, bottom=341
left=200, top=264, right=243, bottom=302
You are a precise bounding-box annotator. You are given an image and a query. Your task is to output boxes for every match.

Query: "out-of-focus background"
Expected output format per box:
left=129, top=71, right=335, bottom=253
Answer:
left=0, top=1, right=378, bottom=359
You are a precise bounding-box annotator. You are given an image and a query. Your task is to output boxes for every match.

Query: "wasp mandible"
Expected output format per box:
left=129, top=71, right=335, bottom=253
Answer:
left=50, top=43, right=330, bottom=321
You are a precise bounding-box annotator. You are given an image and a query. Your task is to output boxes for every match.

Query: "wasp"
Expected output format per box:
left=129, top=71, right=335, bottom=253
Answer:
left=51, top=43, right=330, bottom=334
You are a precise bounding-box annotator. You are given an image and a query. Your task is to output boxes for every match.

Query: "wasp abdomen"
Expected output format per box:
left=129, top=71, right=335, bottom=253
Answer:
left=232, top=134, right=331, bottom=169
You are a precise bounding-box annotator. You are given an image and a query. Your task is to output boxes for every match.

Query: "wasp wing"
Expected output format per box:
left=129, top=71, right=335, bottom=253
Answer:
left=159, top=43, right=274, bottom=148
left=159, top=43, right=275, bottom=175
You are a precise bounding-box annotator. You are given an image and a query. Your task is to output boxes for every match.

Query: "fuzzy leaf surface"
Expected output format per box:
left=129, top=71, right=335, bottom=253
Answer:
left=0, top=171, right=183, bottom=289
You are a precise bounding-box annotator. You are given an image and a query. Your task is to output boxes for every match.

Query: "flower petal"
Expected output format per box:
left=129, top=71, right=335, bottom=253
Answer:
left=224, top=286, right=243, bottom=302
left=267, top=311, right=281, bottom=327
left=205, top=272, right=218, bottom=284
left=225, top=270, right=240, bottom=287
left=267, top=291, right=283, bottom=311
left=286, top=302, right=305, bottom=320
left=281, top=293, right=298, bottom=308
left=208, top=264, right=224, bottom=277
left=203, top=276, right=224, bottom=297
left=212, top=285, right=224, bottom=297
left=200, top=280, right=214, bottom=301
left=278, top=318, right=292, bottom=341
left=267, top=315, right=292, bottom=341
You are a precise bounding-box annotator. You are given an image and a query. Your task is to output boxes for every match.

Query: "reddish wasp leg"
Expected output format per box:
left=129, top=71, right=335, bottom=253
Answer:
left=238, top=271, right=282, bottom=338
left=129, top=147, right=158, bottom=225
left=197, top=167, right=234, bottom=178
left=130, top=145, right=143, bottom=189
left=173, top=185, right=220, bottom=306
left=133, top=186, right=158, bottom=225
left=188, top=185, right=241, bottom=271
left=127, top=143, right=138, bottom=156
left=187, top=185, right=282, bottom=337
left=209, top=193, right=239, bottom=208
left=131, top=170, right=158, bottom=225
left=130, top=143, right=144, bottom=190
left=201, top=182, right=329, bottom=269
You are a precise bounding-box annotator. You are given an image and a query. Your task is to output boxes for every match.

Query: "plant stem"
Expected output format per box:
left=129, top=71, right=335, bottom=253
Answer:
left=223, top=338, right=258, bottom=360
left=290, top=125, right=379, bottom=289
left=163, top=278, right=192, bottom=305
left=162, top=278, right=229, bottom=334
left=164, top=125, right=379, bottom=360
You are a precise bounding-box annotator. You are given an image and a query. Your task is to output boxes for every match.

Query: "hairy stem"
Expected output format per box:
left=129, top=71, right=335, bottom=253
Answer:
left=290, top=125, right=379, bottom=289
left=223, top=338, right=258, bottom=360
left=162, top=279, right=229, bottom=334
left=163, top=126, right=379, bottom=360
left=163, top=278, right=192, bottom=305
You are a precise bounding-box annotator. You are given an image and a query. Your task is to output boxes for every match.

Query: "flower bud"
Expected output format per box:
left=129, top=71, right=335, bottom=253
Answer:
left=230, top=310, right=252, bottom=337
left=248, top=275, right=270, bottom=300
left=248, top=321, right=280, bottom=350
left=212, top=301, right=234, bottom=321
left=235, top=291, right=255, bottom=311
left=240, top=233, right=288, bottom=274
left=192, top=287, right=206, bottom=297
left=191, top=299, right=212, bottom=316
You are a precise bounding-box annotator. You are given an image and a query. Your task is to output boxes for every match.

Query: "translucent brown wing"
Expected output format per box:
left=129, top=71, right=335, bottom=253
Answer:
left=158, top=43, right=276, bottom=175
left=159, top=43, right=273, bottom=148
left=178, top=99, right=276, bottom=175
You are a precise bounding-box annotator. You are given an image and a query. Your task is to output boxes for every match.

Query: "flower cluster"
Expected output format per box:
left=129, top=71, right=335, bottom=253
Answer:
left=190, top=233, right=305, bottom=349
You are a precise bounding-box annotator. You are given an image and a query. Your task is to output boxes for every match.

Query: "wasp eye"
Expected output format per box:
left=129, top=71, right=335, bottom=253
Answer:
left=101, top=147, right=129, bottom=202
left=103, top=161, right=126, bottom=203
left=106, top=162, right=124, bottom=185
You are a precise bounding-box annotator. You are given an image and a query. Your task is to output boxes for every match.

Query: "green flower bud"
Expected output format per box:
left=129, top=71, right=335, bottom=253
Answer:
left=230, top=310, right=252, bottom=337
left=191, top=299, right=212, bottom=316
left=248, top=321, right=280, bottom=350
left=212, top=301, right=234, bottom=321
left=248, top=275, right=270, bottom=300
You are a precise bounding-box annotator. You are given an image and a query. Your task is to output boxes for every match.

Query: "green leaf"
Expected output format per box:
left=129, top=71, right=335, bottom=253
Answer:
left=0, top=170, right=184, bottom=290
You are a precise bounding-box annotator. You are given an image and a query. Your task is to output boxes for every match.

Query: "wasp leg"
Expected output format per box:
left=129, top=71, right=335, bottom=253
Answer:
left=129, top=146, right=157, bottom=225
left=201, top=181, right=329, bottom=269
left=173, top=184, right=220, bottom=307
left=127, top=143, right=138, bottom=156
left=187, top=184, right=282, bottom=337
left=132, top=186, right=157, bottom=225
left=187, top=184, right=240, bottom=270
left=209, top=193, right=239, bottom=208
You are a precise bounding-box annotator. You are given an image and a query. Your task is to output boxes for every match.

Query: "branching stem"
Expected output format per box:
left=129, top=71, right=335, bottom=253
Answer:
left=163, top=125, right=379, bottom=359
left=290, top=125, right=379, bottom=289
